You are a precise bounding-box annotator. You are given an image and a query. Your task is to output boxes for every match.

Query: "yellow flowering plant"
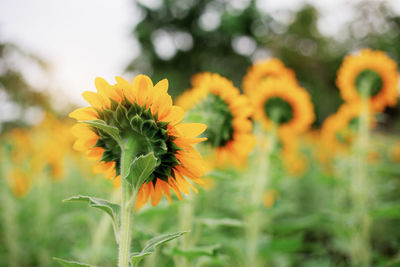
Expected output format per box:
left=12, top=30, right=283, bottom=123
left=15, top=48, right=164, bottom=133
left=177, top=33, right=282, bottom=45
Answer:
left=59, top=75, right=207, bottom=267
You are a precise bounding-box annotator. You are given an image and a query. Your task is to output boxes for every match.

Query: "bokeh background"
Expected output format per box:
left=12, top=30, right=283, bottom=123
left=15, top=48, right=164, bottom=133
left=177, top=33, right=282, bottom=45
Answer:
left=2, top=0, right=400, bottom=130
left=1, top=0, right=400, bottom=266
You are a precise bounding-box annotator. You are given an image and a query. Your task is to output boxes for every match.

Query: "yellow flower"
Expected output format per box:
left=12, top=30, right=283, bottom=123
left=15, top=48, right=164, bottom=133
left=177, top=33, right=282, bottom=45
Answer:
left=69, top=75, right=207, bottom=209
left=336, top=49, right=399, bottom=112
left=243, top=58, right=297, bottom=96
left=250, top=78, right=315, bottom=136
left=176, top=72, right=255, bottom=168
left=35, top=113, right=74, bottom=181
left=321, top=102, right=375, bottom=155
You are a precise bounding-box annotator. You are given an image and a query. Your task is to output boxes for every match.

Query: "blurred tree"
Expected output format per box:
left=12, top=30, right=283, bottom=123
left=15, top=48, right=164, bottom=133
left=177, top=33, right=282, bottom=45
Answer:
left=0, top=41, right=52, bottom=132
left=127, top=0, right=400, bottom=128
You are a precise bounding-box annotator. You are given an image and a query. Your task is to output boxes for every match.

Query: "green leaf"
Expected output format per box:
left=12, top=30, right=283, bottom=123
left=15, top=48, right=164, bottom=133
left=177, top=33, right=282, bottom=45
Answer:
left=126, top=152, right=157, bottom=188
left=170, top=244, right=221, bottom=259
left=63, top=195, right=120, bottom=243
left=82, top=120, right=122, bottom=145
left=130, top=231, right=187, bottom=266
left=53, top=257, right=98, bottom=267
left=197, top=218, right=243, bottom=228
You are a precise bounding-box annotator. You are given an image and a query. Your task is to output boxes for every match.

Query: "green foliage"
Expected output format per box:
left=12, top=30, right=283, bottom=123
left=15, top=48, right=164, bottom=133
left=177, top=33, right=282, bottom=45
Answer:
left=130, top=231, right=187, bottom=266
left=83, top=120, right=122, bottom=146
left=63, top=195, right=120, bottom=243
left=126, top=152, right=157, bottom=188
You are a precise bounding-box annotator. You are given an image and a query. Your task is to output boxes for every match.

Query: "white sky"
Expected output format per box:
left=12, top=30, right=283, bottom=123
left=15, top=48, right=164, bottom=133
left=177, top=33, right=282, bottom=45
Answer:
left=0, top=0, right=399, bottom=107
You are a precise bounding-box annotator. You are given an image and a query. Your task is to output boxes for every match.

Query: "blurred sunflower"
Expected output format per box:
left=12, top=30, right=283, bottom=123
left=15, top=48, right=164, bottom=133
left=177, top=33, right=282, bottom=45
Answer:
left=321, top=103, right=375, bottom=155
left=176, top=72, right=255, bottom=168
left=250, top=78, right=315, bottom=136
left=243, top=58, right=297, bottom=96
left=337, top=49, right=399, bottom=111
left=69, top=75, right=207, bottom=208
left=35, top=114, right=74, bottom=181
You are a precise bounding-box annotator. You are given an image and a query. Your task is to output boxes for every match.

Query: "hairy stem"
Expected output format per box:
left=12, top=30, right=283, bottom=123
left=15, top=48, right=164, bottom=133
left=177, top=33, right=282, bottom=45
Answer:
left=118, top=140, right=139, bottom=267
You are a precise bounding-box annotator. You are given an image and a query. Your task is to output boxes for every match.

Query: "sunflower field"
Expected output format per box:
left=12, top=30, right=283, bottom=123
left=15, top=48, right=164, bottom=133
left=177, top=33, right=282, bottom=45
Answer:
left=1, top=1, right=400, bottom=267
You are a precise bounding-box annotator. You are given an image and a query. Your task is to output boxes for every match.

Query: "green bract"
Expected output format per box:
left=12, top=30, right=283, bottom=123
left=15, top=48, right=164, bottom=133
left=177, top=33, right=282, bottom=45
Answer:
left=90, top=98, right=181, bottom=183
left=264, top=97, right=294, bottom=125
left=186, top=94, right=233, bottom=147
left=355, top=69, right=383, bottom=97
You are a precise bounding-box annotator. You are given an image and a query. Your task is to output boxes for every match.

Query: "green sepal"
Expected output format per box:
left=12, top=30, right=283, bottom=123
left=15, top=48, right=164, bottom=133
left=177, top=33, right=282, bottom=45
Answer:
left=63, top=195, right=120, bottom=243
left=82, top=120, right=122, bottom=145
left=53, top=257, right=99, bottom=267
left=130, top=231, right=187, bottom=266
left=125, top=152, right=158, bottom=189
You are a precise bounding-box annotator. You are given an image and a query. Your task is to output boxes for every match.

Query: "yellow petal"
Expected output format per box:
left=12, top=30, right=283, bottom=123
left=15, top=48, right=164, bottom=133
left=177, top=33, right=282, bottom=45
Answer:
left=160, top=105, right=184, bottom=125
left=115, top=76, right=135, bottom=101
left=95, top=77, right=113, bottom=98
left=82, top=91, right=109, bottom=109
left=69, top=107, right=98, bottom=120
left=71, top=124, right=96, bottom=138
left=173, top=123, right=207, bottom=138
left=150, top=180, right=163, bottom=206
left=133, top=75, right=153, bottom=106
left=154, top=79, right=169, bottom=94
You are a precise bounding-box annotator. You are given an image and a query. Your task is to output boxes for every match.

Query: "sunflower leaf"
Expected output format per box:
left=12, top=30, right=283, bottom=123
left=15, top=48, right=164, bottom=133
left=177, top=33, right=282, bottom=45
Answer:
left=125, top=152, right=157, bottom=189
left=63, top=195, right=120, bottom=243
left=82, top=120, right=122, bottom=145
left=169, top=244, right=221, bottom=259
left=130, top=231, right=187, bottom=266
left=53, top=257, right=98, bottom=267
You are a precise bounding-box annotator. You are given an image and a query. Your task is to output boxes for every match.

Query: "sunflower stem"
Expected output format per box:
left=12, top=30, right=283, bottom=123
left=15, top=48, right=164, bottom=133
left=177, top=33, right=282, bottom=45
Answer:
left=246, top=124, right=278, bottom=267
left=349, top=83, right=371, bottom=265
left=176, top=193, right=195, bottom=267
left=118, top=140, right=140, bottom=267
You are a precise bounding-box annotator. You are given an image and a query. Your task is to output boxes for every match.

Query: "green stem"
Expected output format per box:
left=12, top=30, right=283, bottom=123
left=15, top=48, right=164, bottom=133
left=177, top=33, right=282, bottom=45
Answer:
left=176, top=194, right=195, bottom=267
left=349, top=91, right=371, bottom=265
left=246, top=124, right=278, bottom=267
left=118, top=140, right=139, bottom=267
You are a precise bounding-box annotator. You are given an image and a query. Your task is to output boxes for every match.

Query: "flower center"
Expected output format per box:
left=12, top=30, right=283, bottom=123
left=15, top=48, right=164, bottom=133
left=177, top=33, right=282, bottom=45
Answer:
left=186, top=93, right=234, bottom=147
left=264, top=97, right=293, bottom=125
left=355, top=69, right=383, bottom=97
left=335, top=118, right=358, bottom=144
left=94, top=99, right=180, bottom=182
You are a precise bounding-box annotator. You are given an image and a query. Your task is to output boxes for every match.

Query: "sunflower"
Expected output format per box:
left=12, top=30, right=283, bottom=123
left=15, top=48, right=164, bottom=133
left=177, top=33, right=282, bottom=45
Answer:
left=336, top=49, right=399, bottom=111
left=69, top=75, right=207, bottom=208
left=250, top=78, right=315, bottom=136
left=321, top=102, right=375, bottom=155
left=243, top=58, right=297, bottom=96
left=176, top=72, right=255, bottom=168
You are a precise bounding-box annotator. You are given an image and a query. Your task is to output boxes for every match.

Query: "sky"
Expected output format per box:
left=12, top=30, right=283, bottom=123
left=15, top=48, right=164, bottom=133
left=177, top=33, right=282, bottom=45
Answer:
left=0, top=0, right=399, bottom=107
